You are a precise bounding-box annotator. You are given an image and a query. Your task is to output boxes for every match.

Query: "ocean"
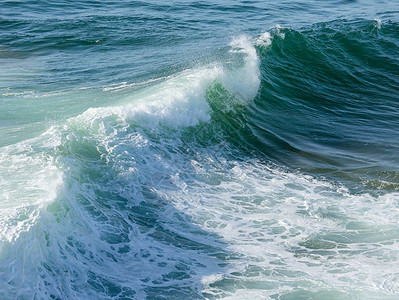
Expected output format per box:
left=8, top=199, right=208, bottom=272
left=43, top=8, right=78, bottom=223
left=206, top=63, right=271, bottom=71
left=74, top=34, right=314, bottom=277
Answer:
left=1, top=0, right=399, bottom=299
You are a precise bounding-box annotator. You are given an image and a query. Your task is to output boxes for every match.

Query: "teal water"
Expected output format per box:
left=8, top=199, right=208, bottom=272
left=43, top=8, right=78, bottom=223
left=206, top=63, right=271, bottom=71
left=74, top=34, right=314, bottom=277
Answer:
left=1, top=1, right=399, bottom=299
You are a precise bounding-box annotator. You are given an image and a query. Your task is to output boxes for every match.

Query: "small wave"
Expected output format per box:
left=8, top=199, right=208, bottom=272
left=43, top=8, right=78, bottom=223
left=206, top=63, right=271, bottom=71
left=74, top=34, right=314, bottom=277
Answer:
left=102, top=75, right=174, bottom=92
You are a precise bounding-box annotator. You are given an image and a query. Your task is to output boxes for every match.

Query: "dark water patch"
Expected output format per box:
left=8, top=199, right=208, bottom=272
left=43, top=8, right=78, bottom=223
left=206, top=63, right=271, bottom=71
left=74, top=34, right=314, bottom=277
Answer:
left=226, top=19, right=399, bottom=192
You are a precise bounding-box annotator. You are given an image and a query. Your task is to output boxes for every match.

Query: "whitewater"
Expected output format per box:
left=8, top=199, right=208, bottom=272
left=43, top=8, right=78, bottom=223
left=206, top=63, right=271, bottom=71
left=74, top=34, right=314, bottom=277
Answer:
left=1, top=1, right=399, bottom=299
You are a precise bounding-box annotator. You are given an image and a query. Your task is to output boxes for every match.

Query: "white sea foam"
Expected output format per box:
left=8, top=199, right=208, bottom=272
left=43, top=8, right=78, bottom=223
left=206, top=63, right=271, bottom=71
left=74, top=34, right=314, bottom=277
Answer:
left=162, top=158, right=399, bottom=298
left=102, top=75, right=174, bottom=92
left=373, top=18, right=382, bottom=29
left=1, top=34, right=398, bottom=299
left=73, top=35, right=261, bottom=131
left=256, top=31, right=272, bottom=47
left=0, top=129, right=63, bottom=243
left=255, top=26, right=285, bottom=48
left=275, top=24, right=286, bottom=39
left=1, top=90, right=35, bottom=97
left=0, top=35, right=263, bottom=299
left=224, top=36, right=261, bottom=102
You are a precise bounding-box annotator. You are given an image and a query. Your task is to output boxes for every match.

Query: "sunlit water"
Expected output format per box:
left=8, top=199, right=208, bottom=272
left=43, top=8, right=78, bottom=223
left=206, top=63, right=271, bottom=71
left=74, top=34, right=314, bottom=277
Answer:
left=1, top=1, right=399, bottom=299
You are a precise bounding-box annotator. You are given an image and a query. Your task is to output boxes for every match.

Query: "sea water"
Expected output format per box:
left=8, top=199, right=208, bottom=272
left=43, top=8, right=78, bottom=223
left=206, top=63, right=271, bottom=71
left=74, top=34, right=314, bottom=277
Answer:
left=1, top=1, right=399, bottom=299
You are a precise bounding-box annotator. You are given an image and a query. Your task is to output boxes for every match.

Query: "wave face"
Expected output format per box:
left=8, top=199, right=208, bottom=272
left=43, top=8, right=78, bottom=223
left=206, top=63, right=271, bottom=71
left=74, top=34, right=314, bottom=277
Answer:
left=1, top=2, right=399, bottom=299
left=246, top=20, right=399, bottom=192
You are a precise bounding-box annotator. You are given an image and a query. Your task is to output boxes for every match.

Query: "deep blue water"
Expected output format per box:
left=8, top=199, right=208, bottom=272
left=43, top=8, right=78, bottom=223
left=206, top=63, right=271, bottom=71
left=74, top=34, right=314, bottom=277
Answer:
left=1, top=1, right=399, bottom=299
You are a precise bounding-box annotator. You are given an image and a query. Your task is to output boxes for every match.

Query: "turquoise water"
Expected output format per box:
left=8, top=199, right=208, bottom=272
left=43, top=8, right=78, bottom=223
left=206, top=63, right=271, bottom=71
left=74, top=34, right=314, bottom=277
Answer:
left=1, top=1, right=399, bottom=299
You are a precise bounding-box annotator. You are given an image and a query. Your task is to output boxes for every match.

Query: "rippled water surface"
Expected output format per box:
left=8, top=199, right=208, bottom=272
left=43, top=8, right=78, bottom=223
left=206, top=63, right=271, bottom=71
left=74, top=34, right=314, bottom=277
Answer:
left=1, top=1, right=399, bottom=299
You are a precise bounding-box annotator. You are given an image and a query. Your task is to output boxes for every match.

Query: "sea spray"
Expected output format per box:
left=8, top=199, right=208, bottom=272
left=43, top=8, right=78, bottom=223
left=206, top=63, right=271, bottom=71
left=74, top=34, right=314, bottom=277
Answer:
left=0, top=14, right=398, bottom=299
left=0, top=35, right=263, bottom=299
